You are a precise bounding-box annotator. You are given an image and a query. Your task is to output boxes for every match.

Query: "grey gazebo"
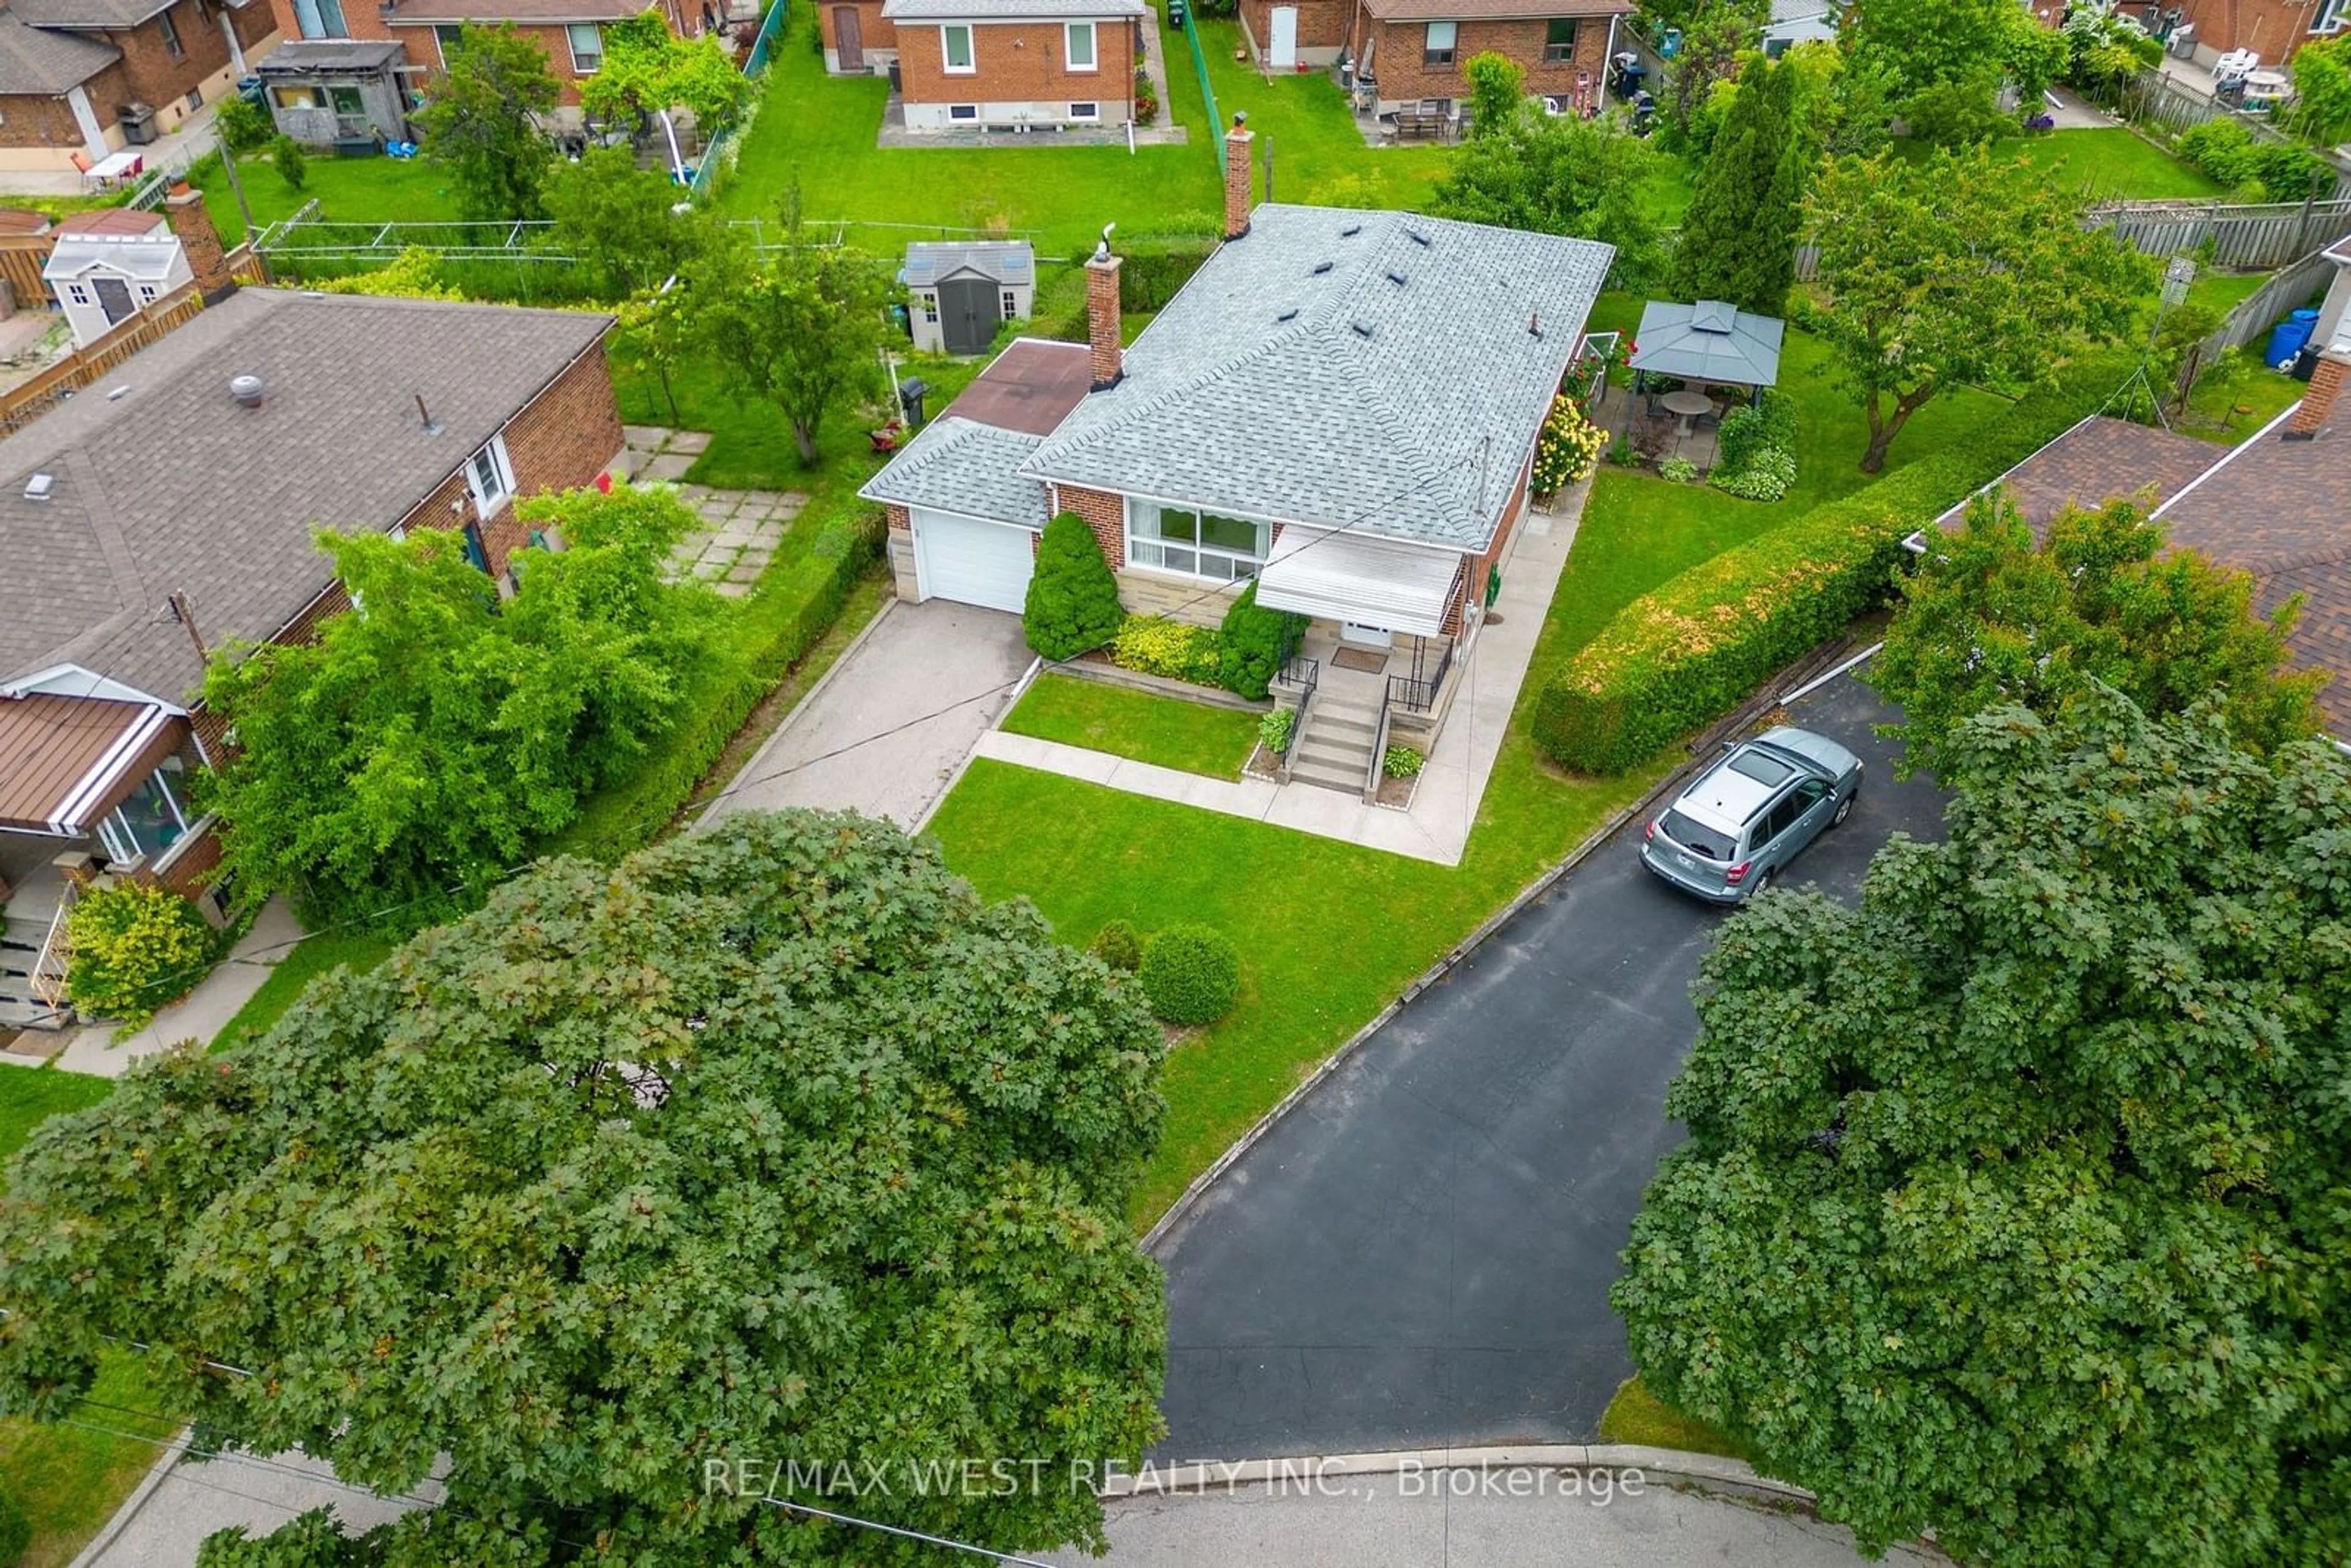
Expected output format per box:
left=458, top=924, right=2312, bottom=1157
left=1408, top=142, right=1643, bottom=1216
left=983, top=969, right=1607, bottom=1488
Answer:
left=1627, top=298, right=1786, bottom=397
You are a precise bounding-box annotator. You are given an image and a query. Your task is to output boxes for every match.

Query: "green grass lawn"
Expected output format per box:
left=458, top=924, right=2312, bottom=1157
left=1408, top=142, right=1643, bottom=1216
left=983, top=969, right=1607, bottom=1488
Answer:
left=1598, top=1374, right=1751, bottom=1460
left=1003, top=673, right=1261, bottom=776
left=0, top=1067, right=111, bottom=1167
left=209, top=924, right=402, bottom=1056
left=1894, top=126, right=2222, bottom=201
left=191, top=150, right=465, bottom=248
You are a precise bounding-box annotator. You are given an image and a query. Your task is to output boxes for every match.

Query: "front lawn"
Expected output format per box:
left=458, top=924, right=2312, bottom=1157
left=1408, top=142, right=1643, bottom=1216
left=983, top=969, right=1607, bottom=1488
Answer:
left=1002, top=673, right=1261, bottom=777
left=209, top=924, right=402, bottom=1055
left=0, top=1066, right=111, bottom=1164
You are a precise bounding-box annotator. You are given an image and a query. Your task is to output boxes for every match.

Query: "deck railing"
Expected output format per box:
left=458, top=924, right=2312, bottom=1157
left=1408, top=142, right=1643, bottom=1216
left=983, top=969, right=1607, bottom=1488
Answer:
left=29, top=880, right=77, bottom=1011
left=1385, top=637, right=1453, bottom=716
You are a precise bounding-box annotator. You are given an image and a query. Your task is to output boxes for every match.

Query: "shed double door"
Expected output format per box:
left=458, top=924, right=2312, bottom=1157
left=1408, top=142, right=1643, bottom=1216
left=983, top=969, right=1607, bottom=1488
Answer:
left=937, top=275, right=999, bottom=354
left=92, top=277, right=134, bottom=326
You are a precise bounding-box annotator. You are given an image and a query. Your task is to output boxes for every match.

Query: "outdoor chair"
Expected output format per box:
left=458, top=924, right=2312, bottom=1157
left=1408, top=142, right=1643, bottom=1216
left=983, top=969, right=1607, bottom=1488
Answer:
left=70, top=152, right=96, bottom=190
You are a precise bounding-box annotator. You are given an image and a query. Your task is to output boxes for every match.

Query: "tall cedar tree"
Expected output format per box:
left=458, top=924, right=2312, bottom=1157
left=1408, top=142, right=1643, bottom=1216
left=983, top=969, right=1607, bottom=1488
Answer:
left=1804, top=144, right=2151, bottom=471
left=413, top=21, right=560, bottom=223
left=1613, top=688, right=2351, bottom=1565
left=2, top=810, right=1171, bottom=1567
left=1022, top=511, right=1125, bottom=660
left=1668, top=56, right=1801, bottom=317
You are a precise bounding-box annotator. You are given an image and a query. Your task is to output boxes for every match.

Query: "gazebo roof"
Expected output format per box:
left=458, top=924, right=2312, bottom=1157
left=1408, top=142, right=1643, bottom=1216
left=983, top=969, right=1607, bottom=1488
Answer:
left=1627, top=298, right=1785, bottom=387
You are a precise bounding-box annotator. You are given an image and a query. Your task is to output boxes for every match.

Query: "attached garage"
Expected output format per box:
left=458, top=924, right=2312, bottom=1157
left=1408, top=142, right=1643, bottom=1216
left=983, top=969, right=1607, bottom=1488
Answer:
left=911, top=508, right=1036, bottom=612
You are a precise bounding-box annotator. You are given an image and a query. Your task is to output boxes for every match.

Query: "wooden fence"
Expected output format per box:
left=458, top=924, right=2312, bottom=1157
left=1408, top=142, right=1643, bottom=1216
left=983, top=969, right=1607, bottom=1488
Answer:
left=0, top=233, right=53, bottom=312
left=2118, top=70, right=2351, bottom=189
left=2197, top=242, right=2339, bottom=360
left=2087, top=195, right=2351, bottom=269
left=0, top=244, right=266, bottom=437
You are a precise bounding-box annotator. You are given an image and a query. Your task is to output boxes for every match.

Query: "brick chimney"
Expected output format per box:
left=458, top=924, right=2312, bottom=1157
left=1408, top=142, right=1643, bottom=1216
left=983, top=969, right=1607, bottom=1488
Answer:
left=1086, top=234, right=1122, bottom=391
left=165, top=187, right=236, bottom=306
left=1223, top=111, right=1254, bottom=241
left=2284, top=343, right=2349, bottom=440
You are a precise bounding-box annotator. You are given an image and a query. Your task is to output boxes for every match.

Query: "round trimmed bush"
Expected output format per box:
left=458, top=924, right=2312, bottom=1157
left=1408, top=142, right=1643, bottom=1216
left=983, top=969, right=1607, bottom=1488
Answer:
left=1137, top=924, right=1240, bottom=1027
left=64, top=880, right=219, bottom=1028
left=1089, top=918, right=1144, bottom=972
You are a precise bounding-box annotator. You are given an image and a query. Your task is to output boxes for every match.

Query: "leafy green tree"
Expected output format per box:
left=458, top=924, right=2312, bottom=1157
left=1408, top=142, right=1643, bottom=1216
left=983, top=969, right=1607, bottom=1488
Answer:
left=414, top=21, right=560, bottom=223
left=1613, top=686, right=2351, bottom=1565
left=1657, top=3, right=1754, bottom=151
left=1669, top=55, right=1800, bottom=316
left=1463, top=51, right=1525, bottom=138
left=2287, top=31, right=2351, bottom=146
left=2060, top=1, right=2162, bottom=106
left=1022, top=511, right=1124, bottom=661
left=1870, top=491, right=2323, bottom=776
left=1842, top=0, right=2051, bottom=141
left=689, top=220, right=888, bottom=467
left=195, top=485, right=717, bottom=923
left=579, top=10, right=751, bottom=133
left=611, top=282, right=694, bottom=421
left=0, top=809, right=1169, bottom=1566
left=2001, top=10, right=2071, bottom=113
left=544, top=145, right=713, bottom=299
left=1431, top=106, right=1665, bottom=287
left=1804, top=144, right=2152, bottom=471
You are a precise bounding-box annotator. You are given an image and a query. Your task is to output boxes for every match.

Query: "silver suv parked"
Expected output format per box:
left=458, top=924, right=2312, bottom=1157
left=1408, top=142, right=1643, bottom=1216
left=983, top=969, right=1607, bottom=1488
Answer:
left=1640, top=727, right=1863, bottom=904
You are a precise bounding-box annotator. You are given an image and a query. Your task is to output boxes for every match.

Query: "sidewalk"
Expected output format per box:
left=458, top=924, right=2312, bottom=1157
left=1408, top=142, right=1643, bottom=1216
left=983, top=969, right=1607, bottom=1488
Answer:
left=957, top=471, right=1592, bottom=866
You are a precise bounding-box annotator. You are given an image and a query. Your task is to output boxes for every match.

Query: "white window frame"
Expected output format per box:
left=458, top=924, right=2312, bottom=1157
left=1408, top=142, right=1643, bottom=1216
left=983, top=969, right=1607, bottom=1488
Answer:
left=1123, top=497, right=1270, bottom=582
left=2316, top=0, right=2350, bottom=31
left=1001, top=287, right=1018, bottom=315
left=96, top=766, right=189, bottom=866
left=1068, top=100, right=1100, bottom=120
left=921, top=291, right=939, bottom=320
left=433, top=23, right=464, bottom=66
left=1423, top=19, right=1457, bottom=64
left=465, top=433, right=516, bottom=514
left=1065, top=20, right=1097, bottom=71
left=1543, top=16, right=1577, bottom=61
left=941, top=23, right=975, bottom=72
left=948, top=102, right=978, bottom=120
left=66, top=283, right=89, bottom=305
left=566, top=21, right=604, bottom=72
left=157, top=6, right=183, bottom=58
left=137, top=282, right=158, bottom=302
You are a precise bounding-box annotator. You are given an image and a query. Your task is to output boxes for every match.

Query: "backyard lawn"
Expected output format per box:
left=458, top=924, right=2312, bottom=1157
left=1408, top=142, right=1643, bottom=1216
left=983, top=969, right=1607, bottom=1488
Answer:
left=1895, top=126, right=2222, bottom=201
left=1003, top=673, right=1262, bottom=776
left=190, top=151, right=464, bottom=247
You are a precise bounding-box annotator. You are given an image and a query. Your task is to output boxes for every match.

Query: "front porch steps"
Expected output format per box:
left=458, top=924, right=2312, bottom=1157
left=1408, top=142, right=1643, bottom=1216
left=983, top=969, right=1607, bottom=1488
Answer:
left=1289, top=692, right=1382, bottom=796
left=0, top=912, right=64, bottom=1032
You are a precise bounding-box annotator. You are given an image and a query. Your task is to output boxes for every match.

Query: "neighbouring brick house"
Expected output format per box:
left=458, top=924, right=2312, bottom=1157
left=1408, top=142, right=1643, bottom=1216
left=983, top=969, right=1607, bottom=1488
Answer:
left=2172, top=0, right=2347, bottom=67
left=860, top=116, right=1611, bottom=790
left=0, top=0, right=281, bottom=172
left=833, top=0, right=1145, bottom=132
left=0, top=194, right=621, bottom=1030
left=264, top=0, right=719, bottom=115
left=1233, top=0, right=1624, bottom=112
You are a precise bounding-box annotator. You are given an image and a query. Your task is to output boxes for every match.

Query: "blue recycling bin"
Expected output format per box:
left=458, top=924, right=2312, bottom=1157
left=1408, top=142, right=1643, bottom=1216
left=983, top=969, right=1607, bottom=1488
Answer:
left=2267, top=307, right=2321, bottom=369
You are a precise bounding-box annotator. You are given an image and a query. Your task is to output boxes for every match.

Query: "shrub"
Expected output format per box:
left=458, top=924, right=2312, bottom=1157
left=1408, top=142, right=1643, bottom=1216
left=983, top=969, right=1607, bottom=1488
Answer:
left=270, top=133, right=307, bottom=192
left=1089, top=918, right=1144, bottom=972
left=215, top=96, right=272, bottom=154
left=1111, top=615, right=1223, bottom=685
left=1259, top=706, right=1297, bottom=756
left=1023, top=511, right=1125, bottom=660
left=1710, top=446, right=1797, bottom=501
left=1383, top=745, right=1425, bottom=779
left=2174, top=120, right=2326, bottom=201
left=1532, top=394, right=1608, bottom=495
left=65, top=880, right=219, bottom=1028
left=1133, top=68, right=1160, bottom=127
left=1659, top=455, right=1700, bottom=483
left=1137, top=923, right=1240, bottom=1026
left=1217, top=580, right=1305, bottom=700
left=0, top=1490, right=27, bottom=1568
left=1532, top=356, right=2131, bottom=774
left=1715, top=391, right=1795, bottom=473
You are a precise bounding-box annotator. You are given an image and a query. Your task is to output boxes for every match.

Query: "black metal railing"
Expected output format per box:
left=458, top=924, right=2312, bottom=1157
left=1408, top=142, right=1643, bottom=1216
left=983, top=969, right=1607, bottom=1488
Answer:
left=1385, top=639, right=1453, bottom=715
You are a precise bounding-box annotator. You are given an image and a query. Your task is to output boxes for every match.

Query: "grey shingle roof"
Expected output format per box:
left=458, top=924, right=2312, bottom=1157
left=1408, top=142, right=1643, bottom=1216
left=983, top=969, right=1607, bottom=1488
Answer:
left=859, top=416, right=1050, bottom=528
left=0, top=9, right=117, bottom=96
left=0, top=288, right=612, bottom=704
left=882, top=0, right=1146, bottom=20
left=1628, top=298, right=1785, bottom=387
left=904, top=240, right=1033, bottom=288
left=10, top=0, right=174, bottom=29
left=1021, top=204, right=1612, bottom=550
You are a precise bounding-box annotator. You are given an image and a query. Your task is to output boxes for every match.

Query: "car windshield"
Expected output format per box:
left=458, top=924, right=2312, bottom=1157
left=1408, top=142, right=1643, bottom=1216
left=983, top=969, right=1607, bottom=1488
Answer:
left=1726, top=749, right=1794, bottom=789
left=1660, top=809, right=1736, bottom=861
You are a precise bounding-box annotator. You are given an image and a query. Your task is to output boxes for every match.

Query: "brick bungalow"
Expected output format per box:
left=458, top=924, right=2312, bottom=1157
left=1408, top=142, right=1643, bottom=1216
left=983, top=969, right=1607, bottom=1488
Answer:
left=825, top=0, right=1146, bottom=132
left=1232, top=0, right=1625, bottom=113
left=0, top=0, right=281, bottom=173
left=858, top=114, right=1611, bottom=791
left=0, top=190, right=622, bottom=1030
left=2172, top=0, right=2347, bottom=67
left=263, top=0, right=718, bottom=116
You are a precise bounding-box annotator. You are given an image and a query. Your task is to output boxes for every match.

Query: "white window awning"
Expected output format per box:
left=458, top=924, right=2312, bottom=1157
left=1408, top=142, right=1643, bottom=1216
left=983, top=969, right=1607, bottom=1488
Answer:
left=1253, top=527, right=1460, bottom=638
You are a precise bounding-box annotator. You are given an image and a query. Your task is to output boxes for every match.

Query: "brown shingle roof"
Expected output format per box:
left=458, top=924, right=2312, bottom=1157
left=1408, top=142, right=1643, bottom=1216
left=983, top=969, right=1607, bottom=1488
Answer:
left=1362, top=0, right=1631, bottom=20
left=1935, top=416, right=2218, bottom=535
left=0, top=8, right=118, bottom=96
left=55, top=208, right=167, bottom=237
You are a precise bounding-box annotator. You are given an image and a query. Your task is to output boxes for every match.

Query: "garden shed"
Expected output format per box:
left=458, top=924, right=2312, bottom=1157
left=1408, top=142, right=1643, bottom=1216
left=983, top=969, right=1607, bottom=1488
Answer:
left=902, top=240, right=1035, bottom=355
left=257, top=40, right=413, bottom=151
left=41, top=209, right=190, bottom=349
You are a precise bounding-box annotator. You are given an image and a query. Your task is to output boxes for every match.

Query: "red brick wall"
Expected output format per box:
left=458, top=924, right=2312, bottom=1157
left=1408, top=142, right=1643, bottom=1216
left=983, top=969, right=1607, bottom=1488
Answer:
left=897, top=16, right=1136, bottom=111
left=98, top=0, right=277, bottom=129
left=0, top=72, right=122, bottom=152
left=264, top=0, right=695, bottom=108
left=1058, top=483, right=1125, bottom=565
left=1354, top=10, right=1616, bottom=108
left=887, top=503, right=910, bottom=531
left=819, top=0, right=898, bottom=62
left=1240, top=0, right=1349, bottom=54
left=2175, top=0, right=2334, bottom=62
left=497, top=339, right=626, bottom=533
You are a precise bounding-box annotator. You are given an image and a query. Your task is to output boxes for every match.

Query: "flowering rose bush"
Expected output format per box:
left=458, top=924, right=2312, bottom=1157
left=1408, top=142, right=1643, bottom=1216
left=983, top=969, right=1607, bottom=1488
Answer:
left=1532, top=394, right=1608, bottom=497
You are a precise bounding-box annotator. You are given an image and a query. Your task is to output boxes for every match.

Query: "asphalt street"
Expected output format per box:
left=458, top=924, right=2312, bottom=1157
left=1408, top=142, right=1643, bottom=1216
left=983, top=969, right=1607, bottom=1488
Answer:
left=1153, top=670, right=1948, bottom=1460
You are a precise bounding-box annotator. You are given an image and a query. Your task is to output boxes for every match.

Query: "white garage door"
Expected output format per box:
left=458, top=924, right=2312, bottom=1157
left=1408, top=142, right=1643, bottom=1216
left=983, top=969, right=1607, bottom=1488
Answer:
left=913, top=509, right=1036, bottom=613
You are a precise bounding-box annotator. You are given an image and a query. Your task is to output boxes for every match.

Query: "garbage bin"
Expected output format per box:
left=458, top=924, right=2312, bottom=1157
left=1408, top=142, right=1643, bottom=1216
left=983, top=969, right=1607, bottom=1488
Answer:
left=898, top=376, right=931, bottom=429
left=2267, top=307, right=2321, bottom=369
left=119, top=102, right=157, bottom=145
left=2292, top=344, right=2321, bottom=383
left=238, top=75, right=265, bottom=107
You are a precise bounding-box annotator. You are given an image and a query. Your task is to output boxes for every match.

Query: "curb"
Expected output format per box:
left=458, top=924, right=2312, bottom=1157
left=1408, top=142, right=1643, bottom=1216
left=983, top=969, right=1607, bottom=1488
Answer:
left=68, top=1425, right=191, bottom=1568
left=696, top=595, right=903, bottom=831
left=1101, top=1443, right=1809, bottom=1505
left=1137, top=632, right=1873, bottom=1256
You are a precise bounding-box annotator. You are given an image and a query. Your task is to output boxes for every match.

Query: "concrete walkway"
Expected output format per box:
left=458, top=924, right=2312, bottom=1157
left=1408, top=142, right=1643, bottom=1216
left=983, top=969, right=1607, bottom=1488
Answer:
left=970, top=473, right=1591, bottom=866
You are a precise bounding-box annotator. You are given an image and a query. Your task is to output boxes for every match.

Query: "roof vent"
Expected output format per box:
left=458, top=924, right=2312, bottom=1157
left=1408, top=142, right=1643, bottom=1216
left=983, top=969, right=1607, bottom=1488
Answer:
left=23, top=472, right=54, bottom=503
left=1349, top=320, right=1373, bottom=339
left=1385, top=269, right=1406, bottom=287
left=1406, top=228, right=1432, bottom=247
left=230, top=374, right=266, bottom=408
left=1277, top=307, right=1300, bottom=322
left=1340, top=223, right=1362, bottom=238
left=1311, top=261, right=1334, bottom=275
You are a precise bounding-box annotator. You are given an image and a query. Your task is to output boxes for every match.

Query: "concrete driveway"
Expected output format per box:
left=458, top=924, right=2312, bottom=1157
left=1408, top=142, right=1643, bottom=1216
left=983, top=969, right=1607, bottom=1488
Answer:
left=703, top=599, right=1032, bottom=831
left=1152, top=670, right=1948, bottom=1460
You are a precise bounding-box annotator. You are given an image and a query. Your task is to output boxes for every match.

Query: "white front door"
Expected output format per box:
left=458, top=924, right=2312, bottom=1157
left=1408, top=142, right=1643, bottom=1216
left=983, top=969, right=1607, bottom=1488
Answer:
left=912, top=509, right=1036, bottom=613
left=1339, top=622, right=1392, bottom=648
left=1270, top=5, right=1298, bottom=67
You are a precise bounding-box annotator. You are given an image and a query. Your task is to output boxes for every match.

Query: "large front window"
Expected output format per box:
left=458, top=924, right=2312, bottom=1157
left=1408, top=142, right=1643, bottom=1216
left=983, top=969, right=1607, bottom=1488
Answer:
left=97, top=765, right=189, bottom=866
left=1127, top=500, right=1267, bottom=581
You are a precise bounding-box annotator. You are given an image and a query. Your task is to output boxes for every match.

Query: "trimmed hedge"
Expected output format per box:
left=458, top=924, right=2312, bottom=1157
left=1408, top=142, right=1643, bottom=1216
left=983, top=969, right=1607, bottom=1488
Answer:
left=1532, top=359, right=2132, bottom=775
left=1089, top=918, right=1144, bottom=972
left=1138, top=923, right=1241, bottom=1026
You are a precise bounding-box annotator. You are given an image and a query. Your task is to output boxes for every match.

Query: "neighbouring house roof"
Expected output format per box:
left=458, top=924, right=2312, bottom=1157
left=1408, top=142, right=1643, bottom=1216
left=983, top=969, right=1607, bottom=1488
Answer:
left=384, top=0, right=645, bottom=22
left=1768, top=0, right=1834, bottom=27
left=54, top=208, right=165, bottom=238
left=861, top=339, right=1089, bottom=525
left=0, top=288, right=613, bottom=707
left=880, top=0, right=1147, bottom=21
left=1359, top=0, right=1629, bottom=21
left=904, top=239, right=1034, bottom=290
left=1021, top=204, right=1613, bottom=552
left=1929, top=415, right=2216, bottom=531
left=0, top=210, right=54, bottom=238
left=10, top=0, right=178, bottom=28
left=0, top=689, right=179, bottom=835
left=1627, top=298, right=1785, bottom=387
left=0, top=9, right=118, bottom=97
left=259, top=39, right=410, bottom=71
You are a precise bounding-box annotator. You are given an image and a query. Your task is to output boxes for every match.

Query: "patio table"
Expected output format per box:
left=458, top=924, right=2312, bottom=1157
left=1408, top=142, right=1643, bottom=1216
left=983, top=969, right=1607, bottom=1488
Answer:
left=1659, top=388, right=1713, bottom=435
left=85, top=150, right=142, bottom=189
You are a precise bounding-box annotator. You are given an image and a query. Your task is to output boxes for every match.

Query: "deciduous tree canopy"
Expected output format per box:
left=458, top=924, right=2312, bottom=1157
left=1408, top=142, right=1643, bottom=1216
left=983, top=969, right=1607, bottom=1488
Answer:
left=1431, top=107, right=1665, bottom=287
left=414, top=22, right=560, bottom=222
left=1614, top=688, right=2351, bottom=1566
left=1, top=810, right=1170, bottom=1566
